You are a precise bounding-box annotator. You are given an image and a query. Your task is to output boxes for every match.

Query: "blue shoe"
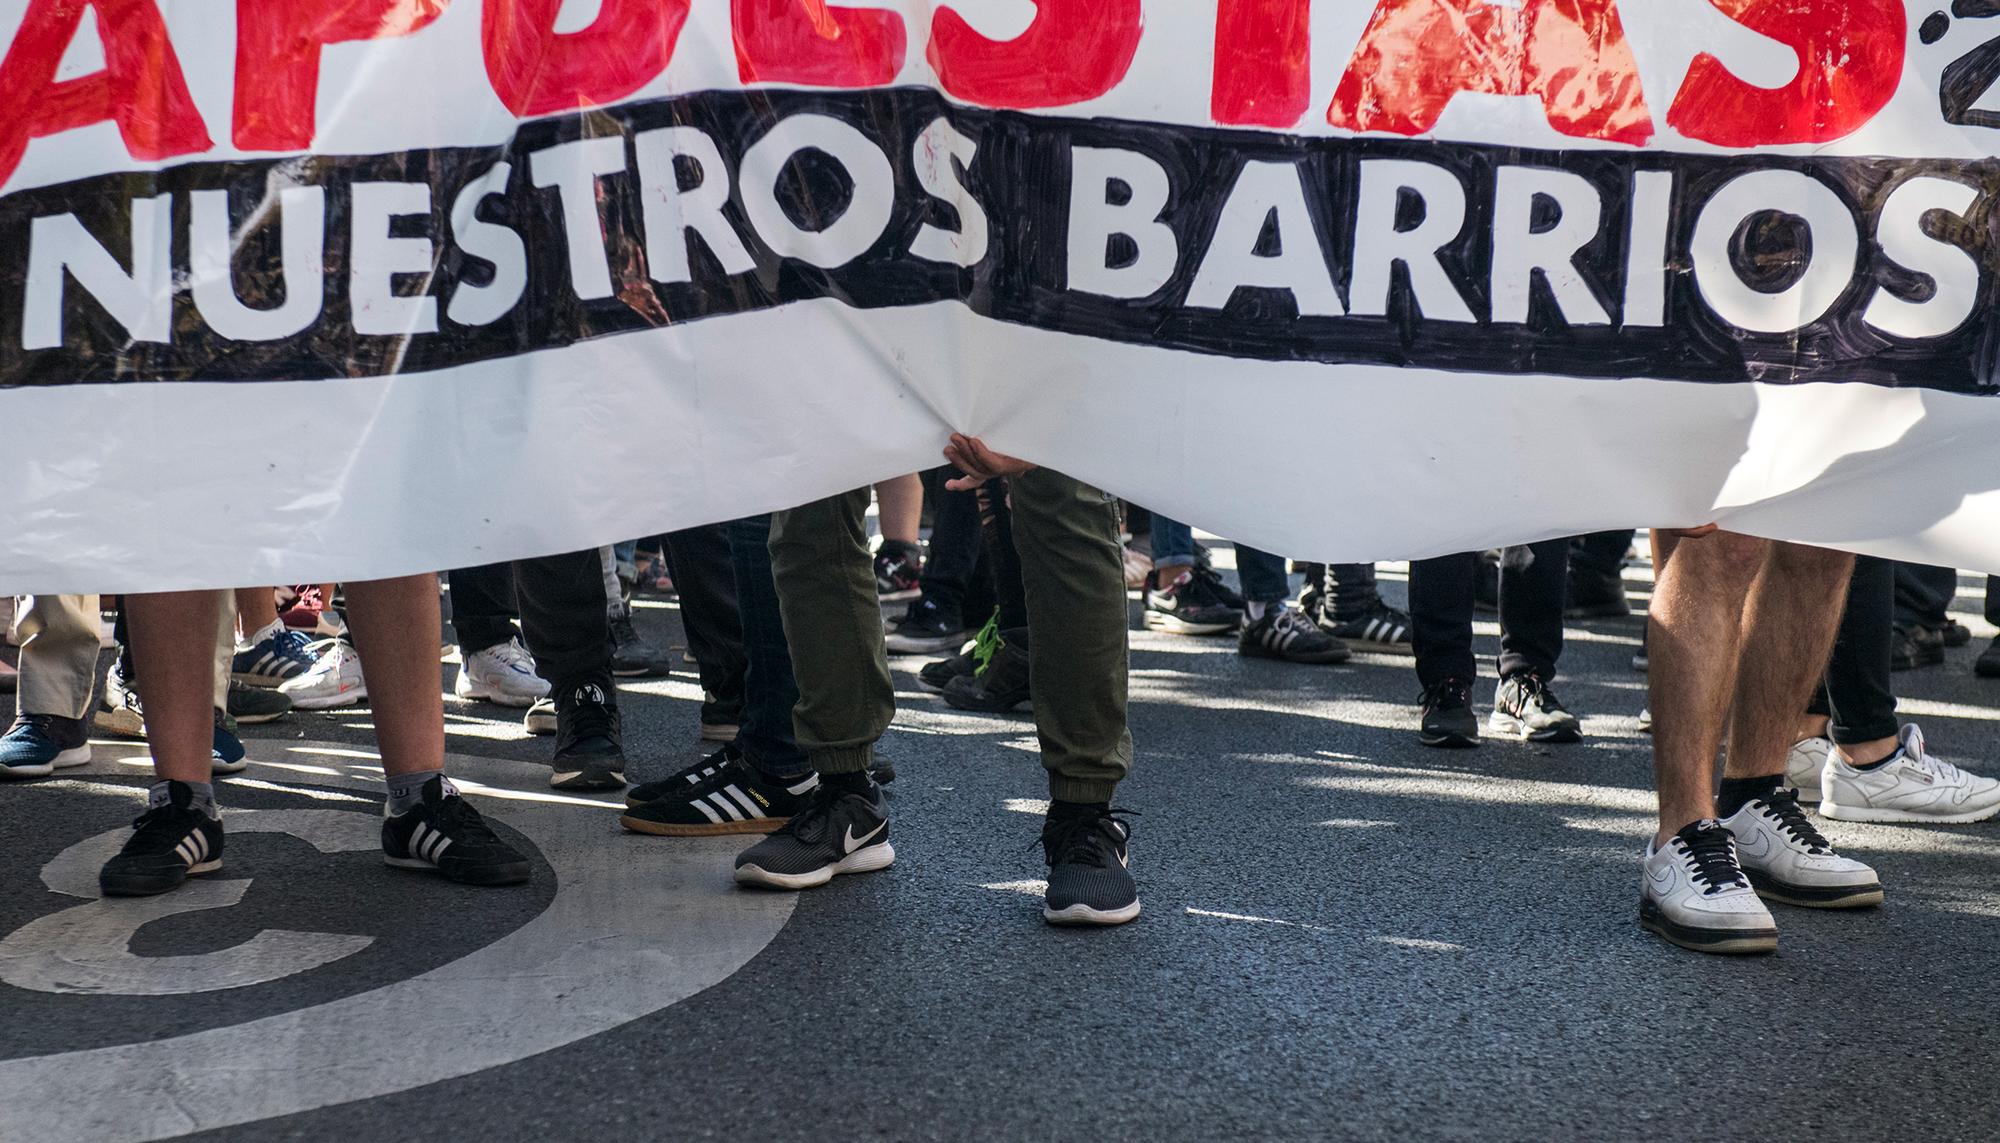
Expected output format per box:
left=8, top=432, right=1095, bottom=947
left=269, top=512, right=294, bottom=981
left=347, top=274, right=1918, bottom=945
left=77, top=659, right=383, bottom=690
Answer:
left=231, top=625, right=320, bottom=688
left=0, top=713, right=91, bottom=779
left=212, top=710, right=248, bottom=775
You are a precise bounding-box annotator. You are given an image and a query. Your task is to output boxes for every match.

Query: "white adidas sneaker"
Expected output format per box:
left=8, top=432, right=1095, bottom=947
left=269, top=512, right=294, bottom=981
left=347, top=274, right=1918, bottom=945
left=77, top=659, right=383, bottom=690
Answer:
left=1639, top=820, right=1778, bottom=954
left=1786, top=736, right=1833, bottom=803
left=1722, top=789, right=1882, bottom=908
left=1820, top=724, right=2000, bottom=824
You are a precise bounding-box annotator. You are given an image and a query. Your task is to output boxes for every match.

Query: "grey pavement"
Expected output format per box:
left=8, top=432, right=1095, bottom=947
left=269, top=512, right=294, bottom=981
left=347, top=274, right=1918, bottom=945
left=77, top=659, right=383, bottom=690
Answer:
left=3, top=559, right=1999, bottom=1141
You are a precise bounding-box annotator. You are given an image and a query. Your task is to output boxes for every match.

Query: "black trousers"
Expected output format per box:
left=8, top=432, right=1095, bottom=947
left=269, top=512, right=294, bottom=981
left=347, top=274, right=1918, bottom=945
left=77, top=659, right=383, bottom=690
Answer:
left=664, top=525, right=748, bottom=724
left=1410, top=540, right=1568, bottom=690
left=981, top=479, right=1029, bottom=630
left=917, top=465, right=986, bottom=624
left=449, top=550, right=612, bottom=693
left=1893, top=562, right=1958, bottom=629
left=1570, top=530, right=1635, bottom=579
left=1808, top=555, right=1898, bottom=744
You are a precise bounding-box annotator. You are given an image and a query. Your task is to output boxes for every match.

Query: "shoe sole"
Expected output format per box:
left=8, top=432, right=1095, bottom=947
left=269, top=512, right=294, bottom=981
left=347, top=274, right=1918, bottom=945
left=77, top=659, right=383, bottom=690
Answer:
left=700, top=725, right=739, bottom=743
left=453, top=682, right=541, bottom=709
left=1239, top=643, right=1351, bottom=665
left=550, top=767, right=626, bottom=791
left=884, top=636, right=970, bottom=655
left=286, top=689, right=368, bottom=711
left=941, top=691, right=1033, bottom=713
left=384, top=855, right=531, bottom=886
left=1044, top=900, right=1142, bottom=926
left=93, top=711, right=147, bottom=739
left=101, top=858, right=222, bottom=897
left=1142, top=614, right=1237, bottom=636
left=1419, top=729, right=1480, bottom=749
left=1819, top=798, right=2000, bottom=824
left=620, top=814, right=787, bottom=836
left=525, top=718, right=556, bottom=736
left=1638, top=901, right=1778, bottom=955
left=735, top=841, right=895, bottom=889
left=1746, top=870, right=1884, bottom=909
left=1339, top=639, right=1413, bottom=657
left=228, top=706, right=289, bottom=725
left=1487, top=712, right=1582, bottom=744
left=230, top=673, right=298, bottom=689
left=611, top=664, right=672, bottom=678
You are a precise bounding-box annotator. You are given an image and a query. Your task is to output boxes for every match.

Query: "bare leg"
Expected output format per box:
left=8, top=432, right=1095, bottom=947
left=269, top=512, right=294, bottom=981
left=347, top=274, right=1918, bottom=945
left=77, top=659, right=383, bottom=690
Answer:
left=874, top=474, right=923, bottom=548
left=343, top=576, right=444, bottom=779
left=1722, top=543, right=1854, bottom=781
left=124, top=591, right=222, bottom=785
left=1648, top=531, right=1771, bottom=845
left=236, top=587, right=279, bottom=636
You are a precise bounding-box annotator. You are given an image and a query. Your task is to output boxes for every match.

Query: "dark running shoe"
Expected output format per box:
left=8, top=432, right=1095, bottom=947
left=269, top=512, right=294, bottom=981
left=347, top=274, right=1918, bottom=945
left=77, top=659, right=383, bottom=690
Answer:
left=885, top=598, right=968, bottom=655
left=1238, top=605, right=1350, bottom=664
left=1144, top=569, right=1241, bottom=635
left=99, top=781, right=224, bottom=896
left=610, top=607, right=674, bottom=678
left=211, top=710, right=249, bottom=775
left=1321, top=601, right=1414, bottom=655
left=1564, top=567, right=1632, bottom=618
left=1042, top=805, right=1140, bottom=926
left=1419, top=678, right=1480, bottom=748
left=382, top=776, right=531, bottom=886
left=875, top=544, right=923, bottom=602
left=942, top=632, right=1032, bottom=712
left=1977, top=636, right=2000, bottom=679
left=920, top=613, right=999, bottom=691
left=734, top=781, right=894, bottom=890
left=1489, top=673, right=1583, bottom=743
left=549, top=682, right=626, bottom=791
left=1941, top=621, right=1972, bottom=649
left=0, top=712, right=91, bottom=779
left=226, top=679, right=291, bottom=725
left=625, top=742, right=742, bottom=808
left=1891, top=625, right=1945, bottom=671
left=231, top=625, right=320, bottom=688
left=1191, top=553, right=1246, bottom=611
left=623, top=759, right=820, bottom=836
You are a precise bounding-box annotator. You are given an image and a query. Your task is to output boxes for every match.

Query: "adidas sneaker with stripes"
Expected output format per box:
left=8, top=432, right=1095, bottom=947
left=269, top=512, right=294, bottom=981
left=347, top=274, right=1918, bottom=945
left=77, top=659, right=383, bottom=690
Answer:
left=622, top=761, right=820, bottom=836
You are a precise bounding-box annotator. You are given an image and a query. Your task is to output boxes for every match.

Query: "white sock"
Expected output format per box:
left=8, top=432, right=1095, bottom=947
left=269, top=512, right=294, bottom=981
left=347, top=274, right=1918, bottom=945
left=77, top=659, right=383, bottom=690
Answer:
left=240, top=619, right=284, bottom=650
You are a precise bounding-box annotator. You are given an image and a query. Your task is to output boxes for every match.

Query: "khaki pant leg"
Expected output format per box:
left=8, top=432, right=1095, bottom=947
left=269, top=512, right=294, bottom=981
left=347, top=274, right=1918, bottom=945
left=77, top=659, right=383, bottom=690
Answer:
left=17, top=594, right=101, bottom=720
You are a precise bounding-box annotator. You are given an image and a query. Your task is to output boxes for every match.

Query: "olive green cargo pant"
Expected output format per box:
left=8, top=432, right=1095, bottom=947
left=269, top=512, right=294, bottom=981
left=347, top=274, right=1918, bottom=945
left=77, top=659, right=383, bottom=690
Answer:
left=768, top=468, right=1132, bottom=802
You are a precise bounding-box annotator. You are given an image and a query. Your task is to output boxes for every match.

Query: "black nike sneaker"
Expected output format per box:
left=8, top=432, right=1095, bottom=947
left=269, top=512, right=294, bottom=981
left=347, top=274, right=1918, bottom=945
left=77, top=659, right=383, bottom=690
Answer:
left=885, top=598, right=968, bottom=655
left=1489, top=672, right=1583, bottom=743
left=920, top=612, right=999, bottom=691
left=625, top=742, right=741, bottom=808
left=1041, top=804, right=1140, bottom=926
left=99, top=781, right=224, bottom=896
left=382, top=776, right=531, bottom=886
left=623, top=758, right=819, bottom=836
left=1143, top=568, right=1241, bottom=635
left=942, top=632, right=1032, bottom=712
left=1419, top=677, right=1480, bottom=748
left=550, top=681, right=626, bottom=790
left=734, top=780, right=894, bottom=889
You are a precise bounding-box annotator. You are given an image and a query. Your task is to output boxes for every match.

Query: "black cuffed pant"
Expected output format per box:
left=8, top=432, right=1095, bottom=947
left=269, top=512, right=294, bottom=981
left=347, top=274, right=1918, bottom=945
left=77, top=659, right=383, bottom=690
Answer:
left=449, top=550, right=612, bottom=693
left=1410, top=540, right=1568, bottom=691
left=1809, top=554, right=1899, bottom=744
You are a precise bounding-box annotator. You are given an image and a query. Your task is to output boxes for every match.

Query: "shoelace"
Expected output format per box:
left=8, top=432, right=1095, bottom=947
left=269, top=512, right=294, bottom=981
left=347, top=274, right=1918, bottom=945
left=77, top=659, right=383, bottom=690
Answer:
left=127, top=800, right=201, bottom=844
left=1514, top=673, right=1566, bottom=714
left=564, top=691, right=618, bottom=741
left=427, top=794, right=501, bottom=845
left=272, top=628, right=317, bottom=661
left=1422, top=678, right=1473, bottom=713
left=490, top=639, right=535, bottom=671
left=773, top=783, right=845, bottom=843
left=1041, top=808, right=1138, bottom=868
left=1897, top=727, right=1967, bottom=782
left=8, top=712, right=65, bottom=740
left=1758, top=789, right=1832, bottom=854
left=1678, top=827, right=1749, bottom=894
left=1270, top=607, right=1317, bottom=636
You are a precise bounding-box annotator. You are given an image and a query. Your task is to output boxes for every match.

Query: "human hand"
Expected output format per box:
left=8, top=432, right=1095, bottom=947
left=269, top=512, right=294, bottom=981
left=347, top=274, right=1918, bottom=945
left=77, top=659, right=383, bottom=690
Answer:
left=943, top=434, right=1036, bottom=490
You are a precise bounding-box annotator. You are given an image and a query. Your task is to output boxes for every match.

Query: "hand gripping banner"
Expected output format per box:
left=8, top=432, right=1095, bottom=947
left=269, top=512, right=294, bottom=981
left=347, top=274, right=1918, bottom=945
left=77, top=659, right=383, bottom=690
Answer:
left=4, top=0, right=2000, bottom=592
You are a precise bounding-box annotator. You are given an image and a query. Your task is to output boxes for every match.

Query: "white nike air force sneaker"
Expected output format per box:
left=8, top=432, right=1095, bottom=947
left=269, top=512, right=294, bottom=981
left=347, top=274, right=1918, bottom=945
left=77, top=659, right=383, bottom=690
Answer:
left=1721, top=788, right=1882, bottom=908
left=1640, top=820, right=1778, bottom=954
left=1820, top=724, right=2000, bottom=824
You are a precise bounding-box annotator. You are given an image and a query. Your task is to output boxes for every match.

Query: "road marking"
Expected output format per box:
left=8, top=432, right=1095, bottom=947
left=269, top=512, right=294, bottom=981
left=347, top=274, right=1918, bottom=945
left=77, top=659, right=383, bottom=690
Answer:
left=0, top=745, right=795, bottom=1142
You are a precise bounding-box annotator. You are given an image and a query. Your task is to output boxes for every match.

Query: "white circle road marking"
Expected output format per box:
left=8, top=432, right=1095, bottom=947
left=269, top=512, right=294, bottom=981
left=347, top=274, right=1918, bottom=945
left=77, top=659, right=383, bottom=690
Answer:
left=0, top=745, right=796, bottom=1142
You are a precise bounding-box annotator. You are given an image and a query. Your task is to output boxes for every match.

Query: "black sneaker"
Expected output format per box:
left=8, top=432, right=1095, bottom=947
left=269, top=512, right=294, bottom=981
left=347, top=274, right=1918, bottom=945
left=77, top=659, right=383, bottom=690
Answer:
left=622, top=759, right=820, bottom=836
left=382, top=776, right=531, bottom=885
left=1891, top=624, right=1945, bottom=671
left=1564, top=567, right=1632, bottom=618
left=625, top=742, right=742, bottom=808
left=1041, top=805, right=1140, bottom=926
left=734, top=780, right=894, bottom=889
left=610, top=607, right=674, bottom=678
left=1632, top=624, right=1650, bottom=673
left=1143, top=568, right=1241, bottom=635
left=885, top=598, right=968, bottom=655
left=919, top=613, right=998, bottom=691
left=550, top=681, right=626, bottom=790
left=226, top=679, right=292, bottom=724
left=1489, top=672, right=1583, bottom=743
left=1419, top=678, right=1480, bottom=748
left=942, top=632, right=1032, bottom=712
left=875, top=544, right=923, bottom=602
left=1977, top=636, right=2000, bottom=679
left=1941, top=620, right=1972, bottom=648
left=99, top=781, right=224, bottom=896
left=1191, top=552, right=1246, bottom=610
left=212, top=709, right=249, bottom=775
left=1238, top=605, right=1351, bottom=664
left=1320, top=601, right=1414, bottom=654
left=0, top=712, right=91, bottom=779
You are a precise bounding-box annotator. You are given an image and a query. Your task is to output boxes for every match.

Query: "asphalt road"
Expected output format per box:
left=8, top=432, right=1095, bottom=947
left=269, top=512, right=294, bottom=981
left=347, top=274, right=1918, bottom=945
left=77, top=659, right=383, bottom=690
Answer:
left=4, top=557, right=1999, bottom=1141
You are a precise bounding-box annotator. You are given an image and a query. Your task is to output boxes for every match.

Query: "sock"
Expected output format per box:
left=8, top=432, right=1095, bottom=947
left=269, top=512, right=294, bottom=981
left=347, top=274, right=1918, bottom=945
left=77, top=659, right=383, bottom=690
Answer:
left=152, top=779, right=217, bottom=819
left=1049, top=798, right=1110, bottom=820
left=1716, top=773, right=1784, bottom=817
left=1246, top=600, right=1271, bottom=620
left=822, top=770, right=875, bottom=796
left=241, top=619, right=283, bottom=649
left=1848, top=746, right=1904, bottom=772
left=386, top=769, right=452, bottom=815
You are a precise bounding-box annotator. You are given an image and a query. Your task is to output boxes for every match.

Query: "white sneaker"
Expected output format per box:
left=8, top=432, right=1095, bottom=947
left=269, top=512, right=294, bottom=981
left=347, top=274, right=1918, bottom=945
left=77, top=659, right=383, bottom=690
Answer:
left=524, top=697, right=556, bottom=736
left=453, top=638, right=549, bottom=708
left=1722, top=789, right=1882, bottom=908
left=1639, top=820, right=1778, bottom=954
left=279, top=639, right=367, bottom=710
left=1820, top=724, right=2000, bottom=824
left=1787, top=736, right=1833, bottom=803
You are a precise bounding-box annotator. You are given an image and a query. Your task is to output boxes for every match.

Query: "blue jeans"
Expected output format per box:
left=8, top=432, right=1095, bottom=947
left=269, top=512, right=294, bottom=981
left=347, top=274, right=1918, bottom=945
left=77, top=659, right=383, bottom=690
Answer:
left=726, top=515, right=811, bottom=780
left=1149, top=514, right=1290, bottom=603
